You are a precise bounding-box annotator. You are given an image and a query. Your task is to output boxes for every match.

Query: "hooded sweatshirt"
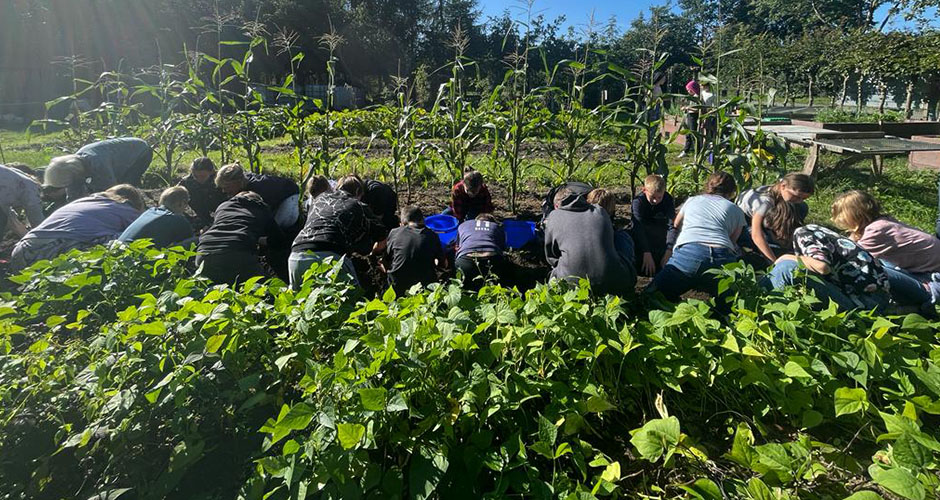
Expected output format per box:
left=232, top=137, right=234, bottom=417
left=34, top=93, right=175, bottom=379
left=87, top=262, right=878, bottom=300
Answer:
left=544, top=193, right=636, bottom=295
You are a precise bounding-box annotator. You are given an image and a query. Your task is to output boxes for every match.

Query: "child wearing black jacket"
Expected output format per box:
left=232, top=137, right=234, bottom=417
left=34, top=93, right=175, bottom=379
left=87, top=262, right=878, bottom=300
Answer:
left=631, top=174, right=677, bottom=276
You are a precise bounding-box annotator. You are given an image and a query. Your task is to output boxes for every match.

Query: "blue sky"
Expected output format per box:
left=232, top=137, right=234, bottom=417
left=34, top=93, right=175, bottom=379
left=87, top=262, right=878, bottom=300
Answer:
left=477, top=0, right=938, bottom=34
left=478, top=0, right=655, bottom=33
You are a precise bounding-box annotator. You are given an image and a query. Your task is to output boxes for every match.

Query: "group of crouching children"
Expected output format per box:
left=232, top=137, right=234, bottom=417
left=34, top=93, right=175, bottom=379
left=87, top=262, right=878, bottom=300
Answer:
left=3, top=136, right=940, bottom=316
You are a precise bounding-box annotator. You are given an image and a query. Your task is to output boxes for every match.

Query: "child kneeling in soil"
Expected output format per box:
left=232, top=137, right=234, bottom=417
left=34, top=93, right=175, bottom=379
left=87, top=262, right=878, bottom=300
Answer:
left=119, top=186, right=195, bottom=248
left=446, top=170, right=494, bottom=222
left=545, top=187, right=635, bottom=296
left=196, top=191, right=287, bottom=286
left=631, top=174, right=677, bottom=276
left=455, top=213, right=506, bottom=290
left=178, top=157, right=225, bottom=230
left=763, top=224, right=890, bottom=312
left=384, top=205, right=444, bottom=295
left=830, top=190, right=940, bottom=312
left=646, top=172, right=745, bottom=302
left=736, top=173, right=814, bottom=265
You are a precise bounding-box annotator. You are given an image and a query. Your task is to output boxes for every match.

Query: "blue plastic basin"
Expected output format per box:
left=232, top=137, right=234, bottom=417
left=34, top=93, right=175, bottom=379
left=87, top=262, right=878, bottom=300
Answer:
left=503, top=219, right=537, bottom=249
left=425, top=214, right=459, bottom=247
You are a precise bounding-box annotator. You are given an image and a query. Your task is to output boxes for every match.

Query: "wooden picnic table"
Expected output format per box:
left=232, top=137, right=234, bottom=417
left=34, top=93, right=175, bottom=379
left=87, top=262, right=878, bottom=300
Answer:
left=803, top=136, right=940, bottom=176
left=744, top=124, right=940, bottom=176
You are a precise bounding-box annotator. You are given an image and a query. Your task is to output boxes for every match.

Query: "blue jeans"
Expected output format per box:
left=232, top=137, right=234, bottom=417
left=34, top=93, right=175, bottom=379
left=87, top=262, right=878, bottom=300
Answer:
left=880, top=260, right=931, bottom=308
left=762, top=259, right=888, bottom=312
left=288, top=251, right=359, bottom=290
left=647, top=243, right=739, bottom=301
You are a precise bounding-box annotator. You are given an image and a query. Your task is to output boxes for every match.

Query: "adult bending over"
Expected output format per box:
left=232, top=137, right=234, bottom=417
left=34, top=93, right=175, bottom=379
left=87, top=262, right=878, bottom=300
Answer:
left=646, top=172, right=745, bottom=302
left=196, top=191, right=286, bottom=286
left=0, top=164, right=45, bottom=239
left=446, top=170, right=494, bottom=222
left=289, top=176, right=385, bottom=289
left=360, top=178, right=399, bottom=238
left=42, top=138, right=152, bottom=204
left=11, top=184, right=144, bottom=270
left=119, top=186, right=195, bottom=248
left=546, top=187, right=636, bottom=295
left=736, top=173, right=814, bottom=264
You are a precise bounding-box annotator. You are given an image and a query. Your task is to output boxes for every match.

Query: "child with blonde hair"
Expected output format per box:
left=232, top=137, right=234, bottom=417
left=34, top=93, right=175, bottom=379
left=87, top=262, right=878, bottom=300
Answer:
left=830, top=190, right=940, bottom=312
left=631, top=174, right=677, bottom=276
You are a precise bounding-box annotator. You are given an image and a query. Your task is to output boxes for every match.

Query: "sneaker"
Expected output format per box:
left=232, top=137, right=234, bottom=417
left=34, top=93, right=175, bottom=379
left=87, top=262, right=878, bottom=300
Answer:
left=677, top=151, right=687, bottom=159
left=929, top=280, right=940, bottom=304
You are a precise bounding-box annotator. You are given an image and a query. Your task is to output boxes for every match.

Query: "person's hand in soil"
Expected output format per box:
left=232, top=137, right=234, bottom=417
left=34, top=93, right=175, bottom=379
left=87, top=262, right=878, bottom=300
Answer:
left=660, top=249, right=672, bottom=269
left=641, top=252, right=656, bottom=276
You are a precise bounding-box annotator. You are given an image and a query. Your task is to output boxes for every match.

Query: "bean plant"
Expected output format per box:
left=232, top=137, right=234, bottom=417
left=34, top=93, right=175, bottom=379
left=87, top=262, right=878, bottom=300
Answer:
left=3, top=244, right=940, bottom=499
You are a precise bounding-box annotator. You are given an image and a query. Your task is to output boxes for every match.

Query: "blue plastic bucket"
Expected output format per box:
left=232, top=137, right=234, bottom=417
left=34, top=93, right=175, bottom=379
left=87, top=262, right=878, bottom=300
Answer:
left=503, top=219, right=537, bottom=249
left=425, top=214, right=459, bottom=247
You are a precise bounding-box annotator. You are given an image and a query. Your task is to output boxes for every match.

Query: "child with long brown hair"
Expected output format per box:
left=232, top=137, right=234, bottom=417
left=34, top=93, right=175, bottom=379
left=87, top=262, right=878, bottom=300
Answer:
left=736, top=173, right=815, bottom=263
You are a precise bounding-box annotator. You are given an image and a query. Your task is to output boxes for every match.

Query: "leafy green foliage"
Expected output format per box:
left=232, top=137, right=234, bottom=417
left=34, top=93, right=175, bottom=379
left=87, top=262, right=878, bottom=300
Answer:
left=3, top=243, right=940, bottom=499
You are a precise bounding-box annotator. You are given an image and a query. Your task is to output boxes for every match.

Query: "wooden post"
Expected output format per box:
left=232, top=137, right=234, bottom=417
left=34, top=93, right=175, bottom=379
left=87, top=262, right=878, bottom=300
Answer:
left=802, top=144, right=820, bottom=176
left=871, top=155, right=884, bottom=176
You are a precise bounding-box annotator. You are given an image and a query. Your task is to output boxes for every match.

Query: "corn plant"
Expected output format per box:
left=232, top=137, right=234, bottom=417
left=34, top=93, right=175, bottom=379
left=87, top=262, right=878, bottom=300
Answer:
left=92, top=63, right=143, bottom=138
left=431, top=25, right=485, bottom=184
left=381, top=74, right=429, bottom=202
left=607, top=43, right=673, bottom=195
left=197, top=8, right=241, bottom=164
left=134, top=60, right=190, bottom=184
left=536, top=57, right=613, bottom=183
left=271, top=27, right=310, bottom=181
left=29, top=55, right=99, bottom=149
left=221, top=23, right=270, bottom=173
left=305, top=29, right=348, bottom=183
left=485, top=8, right=538, bottom=213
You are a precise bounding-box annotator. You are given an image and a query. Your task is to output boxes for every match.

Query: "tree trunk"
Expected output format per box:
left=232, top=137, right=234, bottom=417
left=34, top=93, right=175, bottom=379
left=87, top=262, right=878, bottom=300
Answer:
left=856, top=74, right=865, bottom=115
left=840, top=73, right=850, bottom=109
left=904, top=78, right=915, bottom=120
left=784, top=81, right=791, bottom=107
left=878, top=82, right=887, bottom=114
left=807, top=74, right=815, bottom=107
